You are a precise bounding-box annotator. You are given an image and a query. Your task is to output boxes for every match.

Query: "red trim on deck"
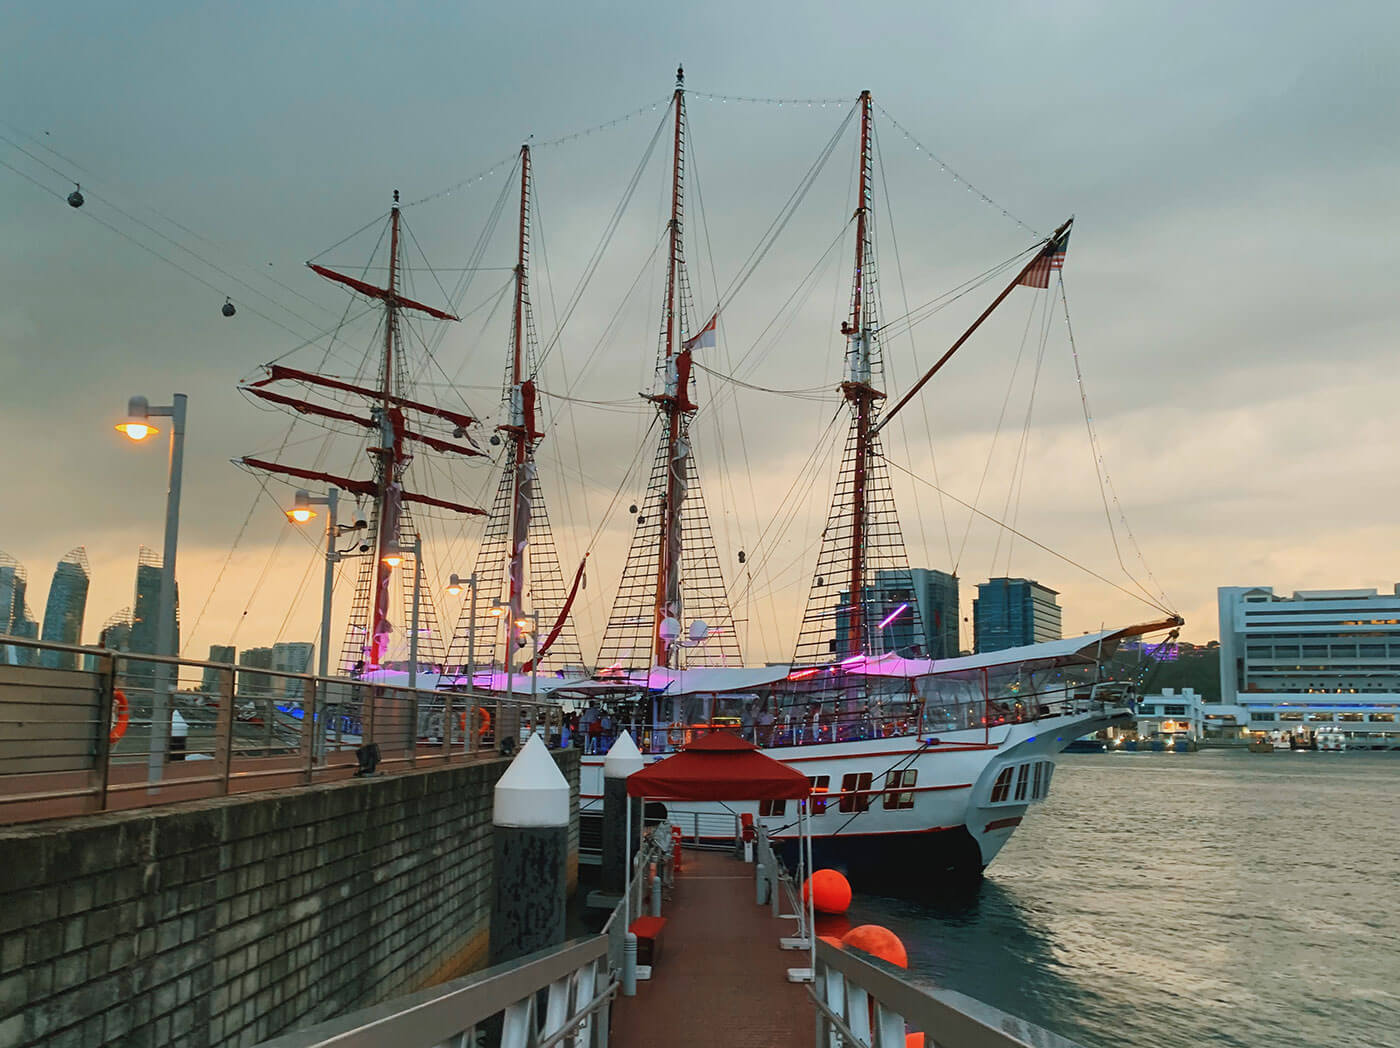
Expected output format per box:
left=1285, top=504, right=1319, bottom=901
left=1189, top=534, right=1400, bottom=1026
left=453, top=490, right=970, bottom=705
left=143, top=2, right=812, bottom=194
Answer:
left=984, top=816, right=1023, bottom=832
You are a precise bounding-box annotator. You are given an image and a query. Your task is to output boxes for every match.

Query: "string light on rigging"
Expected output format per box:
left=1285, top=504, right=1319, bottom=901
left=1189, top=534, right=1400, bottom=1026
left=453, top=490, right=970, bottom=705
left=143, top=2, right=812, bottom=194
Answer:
left=67, top=183, right=83, bottom=208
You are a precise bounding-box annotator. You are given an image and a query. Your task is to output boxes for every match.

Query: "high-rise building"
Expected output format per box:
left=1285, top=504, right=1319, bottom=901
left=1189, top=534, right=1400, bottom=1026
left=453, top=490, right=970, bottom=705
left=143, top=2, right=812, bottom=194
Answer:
left=273, top=641, right=313, bottom=698
left=40, top=547, right=91, bottom=669
left=238, top=646, right=275, bottom=697
left=128, top=547, right=179, bottom=687
left=201, top=645, right=236, bottom=693
left=98, top=608, right=133, bottom=651
left=0, top=553, right=39, bottom=665
left=973, top=577, right=1062, bottom=654
left=910, top=568, right=960, bottom=660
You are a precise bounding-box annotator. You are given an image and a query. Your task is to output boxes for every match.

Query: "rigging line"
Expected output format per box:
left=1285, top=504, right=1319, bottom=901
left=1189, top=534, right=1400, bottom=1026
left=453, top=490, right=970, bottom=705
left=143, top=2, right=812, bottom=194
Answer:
left=402, top=150, right=519, bottom=209
left=0, top=156, right=322, bottom=343
left=724, top=406, right=846, bottom=610
left=875, top=248, right=1033, bottom=342
left=1058, top=275, right=1177, bottom=614
left=689, top=360, right=838, bottom=399
left=400, top=216, right=457, bottom=325
left=0, top=130, right=340, bottom=323
left=532, top=109, right=672, bottom=378
left=872, top=103, right=1039, bottom=237
left=712, top=102, right=858, bottom=319
left=581, top=414, right=664, bottom=558
left=884, top=455, right=1174, bottom=616
left=822, top=739, right=933, bottom=841
left=0, top=134, right=337, bottom=333
left=952, top=289, right=1040, bottom=573
left=447, top=280, right=516, bottom=387
left=992, top=287, right=1055, bottom=575
left=690, top=91, right=852, bottom=107
left=873, top=121, right=947, bottom=571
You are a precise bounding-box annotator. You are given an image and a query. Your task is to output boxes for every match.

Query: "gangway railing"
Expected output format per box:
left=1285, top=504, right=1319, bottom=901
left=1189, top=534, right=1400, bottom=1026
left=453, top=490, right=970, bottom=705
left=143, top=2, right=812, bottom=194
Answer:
left=755, top=826, right=1086, bottom=1047
left=0, top=634, right=564, bottom=824
left=811, top=941, right=1086, bottom=1048
left=252, top=936, right=614, bottom=1048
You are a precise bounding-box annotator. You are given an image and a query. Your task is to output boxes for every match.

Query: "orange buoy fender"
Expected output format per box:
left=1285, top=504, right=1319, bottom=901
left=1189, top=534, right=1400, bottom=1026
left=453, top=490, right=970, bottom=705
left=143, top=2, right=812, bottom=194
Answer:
left=906, top=1035, right=925, bottom=1048
left=109, top=689, right=130, bottom=745
left=840, top=924, right=908, bottom=969
left=803, top=868, right=853, bottom=915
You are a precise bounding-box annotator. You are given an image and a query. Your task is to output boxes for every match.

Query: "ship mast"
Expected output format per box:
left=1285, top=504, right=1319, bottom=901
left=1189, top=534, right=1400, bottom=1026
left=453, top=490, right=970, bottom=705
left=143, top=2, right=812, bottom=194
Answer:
left=448, top=147, right=587, bottom=680
left=654, top=67, right=688, bottom=667
left=596, top=66, right=743, bottom=672
left=368, top=192, right=404, bottom=668
left=843, top=92, right=877, bottom=657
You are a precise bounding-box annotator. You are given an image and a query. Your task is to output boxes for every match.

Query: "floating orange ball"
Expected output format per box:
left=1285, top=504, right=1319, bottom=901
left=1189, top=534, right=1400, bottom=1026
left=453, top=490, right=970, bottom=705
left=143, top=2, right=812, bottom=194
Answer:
left=906, top=1034, right=924, bottom=1048
left=803, top=868, right=853, bottom=914
left=840, top=924, right=908, bottom=968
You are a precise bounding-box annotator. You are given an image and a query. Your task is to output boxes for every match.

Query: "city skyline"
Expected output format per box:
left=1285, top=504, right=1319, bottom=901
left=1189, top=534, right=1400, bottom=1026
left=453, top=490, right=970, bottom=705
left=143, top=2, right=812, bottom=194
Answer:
left=3, top=5, right=1397, bottom=663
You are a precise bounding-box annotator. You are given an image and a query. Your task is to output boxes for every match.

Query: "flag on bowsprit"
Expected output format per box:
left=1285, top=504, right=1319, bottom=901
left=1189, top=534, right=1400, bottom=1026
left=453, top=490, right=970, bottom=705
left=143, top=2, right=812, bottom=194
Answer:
left=682, top=312, right=718, bottom=351
left=1017, top=226, right=1072, bottom=289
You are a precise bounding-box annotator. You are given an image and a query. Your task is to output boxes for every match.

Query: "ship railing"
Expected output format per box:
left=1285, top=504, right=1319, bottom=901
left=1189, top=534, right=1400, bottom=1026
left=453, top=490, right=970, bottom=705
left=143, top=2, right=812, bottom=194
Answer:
left=251, top=935, right=614, bottom=1048
left=0, top=633, right=564, bottom=825
left=811, top=939, right=1087, bottom=1048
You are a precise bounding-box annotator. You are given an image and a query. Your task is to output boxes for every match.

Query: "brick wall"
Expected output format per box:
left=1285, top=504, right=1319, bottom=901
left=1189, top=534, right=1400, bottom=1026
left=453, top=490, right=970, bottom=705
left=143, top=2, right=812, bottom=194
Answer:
left=0, top=748, right=579, bottom=1048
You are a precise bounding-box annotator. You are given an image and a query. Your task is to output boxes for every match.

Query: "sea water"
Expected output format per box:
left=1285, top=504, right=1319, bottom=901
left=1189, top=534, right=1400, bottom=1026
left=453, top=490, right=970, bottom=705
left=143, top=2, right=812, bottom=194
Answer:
left=848, top=750, right=1400, bottom=1048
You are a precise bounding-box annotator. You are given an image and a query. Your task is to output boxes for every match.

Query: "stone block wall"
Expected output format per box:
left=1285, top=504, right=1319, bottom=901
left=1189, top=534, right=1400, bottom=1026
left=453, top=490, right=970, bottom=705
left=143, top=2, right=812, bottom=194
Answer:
left=0, top=748, right=579, bottom=1047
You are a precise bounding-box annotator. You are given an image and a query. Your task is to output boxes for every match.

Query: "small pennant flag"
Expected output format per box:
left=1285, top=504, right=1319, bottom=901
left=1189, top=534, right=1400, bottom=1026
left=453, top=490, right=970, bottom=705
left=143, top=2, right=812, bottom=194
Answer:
left=1017, top=228, right=1071, bottom=289
left=682, top=312, right=718, bottom=352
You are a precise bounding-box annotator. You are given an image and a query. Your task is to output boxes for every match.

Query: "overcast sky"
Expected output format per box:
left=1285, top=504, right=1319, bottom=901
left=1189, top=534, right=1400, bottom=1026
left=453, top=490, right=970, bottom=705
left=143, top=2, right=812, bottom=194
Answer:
left=2, top=1, right=1397, bottom=664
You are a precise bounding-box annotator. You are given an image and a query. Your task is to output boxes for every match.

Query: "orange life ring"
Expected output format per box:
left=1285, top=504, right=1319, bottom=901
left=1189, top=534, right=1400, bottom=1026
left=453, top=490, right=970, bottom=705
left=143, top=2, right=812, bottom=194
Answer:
left=109, top=689, right=130, bottom=745
left=667, top=723, right=685, bottom=746
left=459, top=707, right=491, bottom=737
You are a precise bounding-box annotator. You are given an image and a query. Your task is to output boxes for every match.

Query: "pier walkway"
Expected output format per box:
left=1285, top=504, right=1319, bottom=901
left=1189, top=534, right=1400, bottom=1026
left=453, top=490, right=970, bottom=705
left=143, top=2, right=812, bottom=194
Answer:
left=610, top=848, right=812, bottom=1048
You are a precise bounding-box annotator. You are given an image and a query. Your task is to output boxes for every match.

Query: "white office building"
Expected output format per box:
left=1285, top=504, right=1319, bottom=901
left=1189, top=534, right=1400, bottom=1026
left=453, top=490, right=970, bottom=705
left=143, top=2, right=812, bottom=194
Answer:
left=1216, top=585, right=1400, bottom=747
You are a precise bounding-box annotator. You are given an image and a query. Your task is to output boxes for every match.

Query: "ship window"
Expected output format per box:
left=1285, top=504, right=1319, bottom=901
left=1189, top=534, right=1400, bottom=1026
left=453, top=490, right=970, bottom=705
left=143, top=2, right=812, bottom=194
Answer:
left=759, top=799, right=786, bottom=817
left=882, top=769, right=916, bottom=810
left=1370, top=713, right=1395, bottom=722
left=1032, top=762, right=1044, bottom=799
left=1253, top=712, right=1275, bottom=722
left=839, top=772, right=873, bottom=813
left=1041, top=762, right=1054, bottom=796
left=808, top=776, right=830, bottom=815
left=990, top=767, right=1014, bottom=803
left=1014, top=764, right=1030, bottom=802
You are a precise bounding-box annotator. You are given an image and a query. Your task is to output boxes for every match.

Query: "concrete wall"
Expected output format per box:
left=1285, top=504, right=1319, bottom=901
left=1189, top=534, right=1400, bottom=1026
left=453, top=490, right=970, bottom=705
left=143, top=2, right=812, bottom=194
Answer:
left=0, top=748, right=579, bottom=1048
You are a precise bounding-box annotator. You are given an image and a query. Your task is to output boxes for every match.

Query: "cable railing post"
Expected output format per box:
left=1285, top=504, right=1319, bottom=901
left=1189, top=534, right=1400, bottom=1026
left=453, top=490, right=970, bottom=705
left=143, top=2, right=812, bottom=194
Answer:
left=94, top=650, right=117, bottom=811
left=302, top=677, right=317, bottom=784
left=216, top=665, right=235, bottom=795
left=442, top=690, right=455, bottom=763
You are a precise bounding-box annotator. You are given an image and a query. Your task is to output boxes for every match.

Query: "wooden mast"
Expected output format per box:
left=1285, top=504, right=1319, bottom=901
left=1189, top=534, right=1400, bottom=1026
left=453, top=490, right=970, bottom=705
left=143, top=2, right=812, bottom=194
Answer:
left=654, top=65, right=686, bottom=667
left=370, top=191, right=403, bottom=667
left=842, top=91, right=879, bottom=658
left=506, top=145, right=532, bottom=683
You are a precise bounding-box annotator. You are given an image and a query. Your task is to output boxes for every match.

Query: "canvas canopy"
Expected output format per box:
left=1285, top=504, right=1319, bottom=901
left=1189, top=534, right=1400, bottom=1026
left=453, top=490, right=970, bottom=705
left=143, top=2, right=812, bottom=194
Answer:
left=624, top=730, right=809, bottom=801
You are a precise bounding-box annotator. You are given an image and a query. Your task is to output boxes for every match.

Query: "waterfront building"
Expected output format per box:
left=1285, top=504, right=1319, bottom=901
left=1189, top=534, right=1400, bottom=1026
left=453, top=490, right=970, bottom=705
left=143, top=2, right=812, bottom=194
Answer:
left=129, top=546, right=179, bottom=660
left=0, top=553, right=39, bottom=666
left=1216, top=585, right=1400, bottom=745
left=273, top=641, right=313, bottom=698
left=973, top=577, right=1061, bottom=654
left=201, top=645, right=236, bottom=693
left=98, top=608, right=133, bottom=651
left=238, top=646, right=275, bottom=697
left=1134, top=688, right=1212, bottom=740
left=910, top=568, right=960, bottom=659
left=39, top=547, right=90, bottom=670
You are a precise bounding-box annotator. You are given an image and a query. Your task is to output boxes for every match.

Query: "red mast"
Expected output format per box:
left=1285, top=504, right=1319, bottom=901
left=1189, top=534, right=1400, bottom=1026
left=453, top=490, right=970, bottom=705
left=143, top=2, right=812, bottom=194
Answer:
left=653, top=65, right=690, bottom=667
left=841, top=91, right=880, bottom=657
left=505, top=145, right=533, bottom=680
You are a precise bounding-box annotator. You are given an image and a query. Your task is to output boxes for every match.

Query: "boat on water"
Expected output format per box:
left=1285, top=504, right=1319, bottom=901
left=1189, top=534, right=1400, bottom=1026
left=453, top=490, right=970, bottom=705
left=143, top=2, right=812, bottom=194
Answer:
left=238, top=72, right=1183, bottom=899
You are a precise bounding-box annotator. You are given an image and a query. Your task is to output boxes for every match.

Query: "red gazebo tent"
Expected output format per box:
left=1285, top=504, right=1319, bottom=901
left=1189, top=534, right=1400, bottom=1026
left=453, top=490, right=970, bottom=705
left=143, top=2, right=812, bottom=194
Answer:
left=624, top=730, right=818, bottom=980
left=625, top=729, right=810, bottom=801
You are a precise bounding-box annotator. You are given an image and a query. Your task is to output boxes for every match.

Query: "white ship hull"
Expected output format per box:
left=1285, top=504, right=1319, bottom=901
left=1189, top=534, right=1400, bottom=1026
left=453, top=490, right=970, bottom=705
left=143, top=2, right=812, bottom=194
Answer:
left=579, top=702, right=1132, bottom=897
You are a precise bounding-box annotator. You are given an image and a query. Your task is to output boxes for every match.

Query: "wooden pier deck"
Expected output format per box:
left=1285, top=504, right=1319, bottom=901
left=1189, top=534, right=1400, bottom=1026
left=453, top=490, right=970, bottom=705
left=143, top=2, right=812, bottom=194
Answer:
left=610, top=848, right=813, bottom=1048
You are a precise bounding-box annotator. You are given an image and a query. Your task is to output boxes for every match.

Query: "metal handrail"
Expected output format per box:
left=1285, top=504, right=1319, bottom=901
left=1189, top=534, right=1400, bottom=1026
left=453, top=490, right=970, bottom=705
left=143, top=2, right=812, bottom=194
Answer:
left=811, top=940, right=1086, bottom=1048
left=0, top=633, right=565, bottom=823
left=252, top=936, right=613, bottom=1048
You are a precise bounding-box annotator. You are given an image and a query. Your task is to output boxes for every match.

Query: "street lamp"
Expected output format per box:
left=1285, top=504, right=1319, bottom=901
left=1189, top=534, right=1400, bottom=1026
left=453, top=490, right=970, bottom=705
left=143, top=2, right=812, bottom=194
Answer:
left=446, top=572, right=479, bottom=693
left=118, top=393, right=186, bottom=785
left=516, top=609, right=542, bottom=704
left=284, top=488, right=341, bottom=679
left=382, top=537, right=424, bottom=687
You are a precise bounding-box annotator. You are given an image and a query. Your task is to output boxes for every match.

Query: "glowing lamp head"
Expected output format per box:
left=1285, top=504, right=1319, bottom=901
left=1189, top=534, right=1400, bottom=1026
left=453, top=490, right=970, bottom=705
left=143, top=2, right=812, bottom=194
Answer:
left=116, top=421, right=157, bottom=441
left=488, top=604, right=507, bottom=618
left=287, top=506, right=316, bottom=524
left=446, top=573, right=463, bottom=596
left=515, top=618, right=533, bottom=633
left=381, top=550, right=403, bottom=569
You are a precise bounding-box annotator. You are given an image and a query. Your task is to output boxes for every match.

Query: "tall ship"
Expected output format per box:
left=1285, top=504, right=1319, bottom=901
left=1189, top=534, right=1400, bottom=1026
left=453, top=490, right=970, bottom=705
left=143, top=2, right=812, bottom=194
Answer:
left=233, top=74, right=1183, bottom=899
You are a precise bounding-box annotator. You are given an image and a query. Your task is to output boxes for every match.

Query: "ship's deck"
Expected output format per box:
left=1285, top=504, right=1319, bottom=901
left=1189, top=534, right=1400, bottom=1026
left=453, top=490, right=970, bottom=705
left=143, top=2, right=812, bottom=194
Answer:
left=609, top=848, right=812, bottom=1047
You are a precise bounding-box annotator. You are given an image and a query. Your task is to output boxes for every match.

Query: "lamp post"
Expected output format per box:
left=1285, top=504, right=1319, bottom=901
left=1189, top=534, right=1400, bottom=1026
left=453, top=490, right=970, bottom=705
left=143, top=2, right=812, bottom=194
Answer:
left=117, top=394, right=186, bottom=785
left=285, top=488, right=340, bottom=679
left=446, top=572, right=478, bottom=692
left=516, top=609, right=541, bottom=705
left=381, top=535, right=424, bottom=687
